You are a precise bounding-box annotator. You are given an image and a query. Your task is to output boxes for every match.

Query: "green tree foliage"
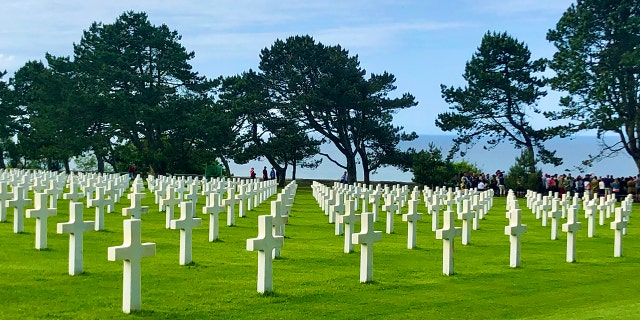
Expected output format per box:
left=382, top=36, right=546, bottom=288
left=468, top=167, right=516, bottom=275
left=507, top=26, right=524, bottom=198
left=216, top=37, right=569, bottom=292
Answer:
left=410, top=143, right=454, bottom=187
left=0, top=70, right=18, bottom=169
left=70, top=11, right=219, bottom=175
left=546, top=0, right=640, bottom=173
left=218, top=71, right=321, bottom=186
left=505, top=150, right=542, bottom=193
left=258, top=35, right=417, bottom=184
left=437, top=31, right=559, bottom=169
left=10, top=60, right=85, bottom=172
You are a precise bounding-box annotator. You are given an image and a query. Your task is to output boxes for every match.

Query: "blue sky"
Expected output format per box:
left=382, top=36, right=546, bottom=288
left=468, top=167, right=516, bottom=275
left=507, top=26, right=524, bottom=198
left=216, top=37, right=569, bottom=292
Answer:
left=1, top=0, right=574, bottom=135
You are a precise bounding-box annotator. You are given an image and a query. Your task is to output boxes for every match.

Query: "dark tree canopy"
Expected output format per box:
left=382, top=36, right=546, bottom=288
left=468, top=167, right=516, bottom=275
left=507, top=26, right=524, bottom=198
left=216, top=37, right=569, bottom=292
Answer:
left=258, top=35, right=417, bottom=184
left=437, top=31, right=559, bottom=169
left=546, top=0, right=640, bottom=173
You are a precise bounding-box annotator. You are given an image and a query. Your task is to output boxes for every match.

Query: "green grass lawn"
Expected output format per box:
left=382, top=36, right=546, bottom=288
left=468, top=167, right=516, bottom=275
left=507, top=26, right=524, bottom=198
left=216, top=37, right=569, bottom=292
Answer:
left=1, top=184, right=639, bottom=319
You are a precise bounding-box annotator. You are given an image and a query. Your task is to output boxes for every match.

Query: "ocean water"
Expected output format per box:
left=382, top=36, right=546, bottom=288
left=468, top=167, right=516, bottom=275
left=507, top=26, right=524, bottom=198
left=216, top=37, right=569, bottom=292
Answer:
left=229, top=135, right=638, bottom=182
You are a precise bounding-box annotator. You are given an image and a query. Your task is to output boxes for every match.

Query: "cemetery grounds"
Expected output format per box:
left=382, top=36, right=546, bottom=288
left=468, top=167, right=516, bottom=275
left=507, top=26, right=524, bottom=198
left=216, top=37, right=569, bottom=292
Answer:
left=1, top=181, right=639, bottom=319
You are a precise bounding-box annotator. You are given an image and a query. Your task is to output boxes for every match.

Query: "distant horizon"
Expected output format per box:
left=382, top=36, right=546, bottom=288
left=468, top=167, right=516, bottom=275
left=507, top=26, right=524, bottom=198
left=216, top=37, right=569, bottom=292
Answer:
left=230, top=133, right=639, bottom=183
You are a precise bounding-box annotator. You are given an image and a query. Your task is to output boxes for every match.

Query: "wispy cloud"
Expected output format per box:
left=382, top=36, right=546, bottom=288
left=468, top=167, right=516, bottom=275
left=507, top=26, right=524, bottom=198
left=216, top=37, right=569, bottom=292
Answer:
left=472, top=0, right=574, bottom=17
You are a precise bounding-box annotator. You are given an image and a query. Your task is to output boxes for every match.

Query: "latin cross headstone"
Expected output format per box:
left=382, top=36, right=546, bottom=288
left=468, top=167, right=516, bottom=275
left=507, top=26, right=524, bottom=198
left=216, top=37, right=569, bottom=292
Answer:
left=25, top=192, right=57, bottom=250
left=170, top=201, right=202, bottom=265
left=504, top=201, right=526, bottom=268
left=382, top=194, right=398, bottom=234
left=160, top=186, right=181, bottom=229
left=539, top=196, right=552, bottom=227
left=471, top=195, right=481, bottom=230
left=88, top=186, right=112, bottom=231
left=184, top=184, right=200, bottom=218
left=63, top=179, right=85, bottom=203
left=435, top=208, right=461, bottom=275
left=246, top=215, right=284, bottom=293
left=107, top=218, right=156, bottom=314
left=561, top=205, right=582, bottom=263
left=57, top=202, right=94, bottom=275
left=458, top=199, right=475, bottom=245
left=122, top=182, right=149, bottom=219
left=270, top=199, right=289, bottom=259
left=202, top=192, right=224, bottom=241
left=584, top=200, right=597, bottom=238
left=429, top=194, right=443, bottom=232
left=402, top=199, right=422, bottom=249
left=548, top=198, right=563, bottom=240
left=338, top=199, right=361, bottom=253
left=610, top=207, right=628, bottom=257
left=331, top=194, right=345, bottom=236
left=7, top=186, right=31, bottom=233
left=351, top=212, right=382, bottom=283
left=223, top=187, right=238, bottom=226
left=597, top=197, right=607, bottom=226
left=0, top=182, right=12, bottom=222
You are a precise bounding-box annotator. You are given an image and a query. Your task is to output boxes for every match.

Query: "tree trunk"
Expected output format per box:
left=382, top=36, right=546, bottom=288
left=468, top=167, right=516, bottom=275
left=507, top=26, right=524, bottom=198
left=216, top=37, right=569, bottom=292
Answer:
left=97, top=156, right=105, bottom=173
left=277, top=167, right=287, bottom=187
left=292, top=162, right=297, bottom=180
left=346, top=155, right=357, bottom=184
left=64, top=158, right=71, bottom=174
left=220, top=157, right=232, bottom=178
left=0, top=148, right=6, bottom=169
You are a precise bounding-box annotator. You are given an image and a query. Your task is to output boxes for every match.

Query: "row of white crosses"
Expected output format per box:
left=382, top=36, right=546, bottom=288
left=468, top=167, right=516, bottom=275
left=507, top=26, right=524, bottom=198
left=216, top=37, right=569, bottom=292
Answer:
left=312, top=181, right=497, bottom=279
left=523, top=189, right=632, bottom=261
left=152, top=175, right=278, bottom=230
left=246, top=180, right=296, bottom=293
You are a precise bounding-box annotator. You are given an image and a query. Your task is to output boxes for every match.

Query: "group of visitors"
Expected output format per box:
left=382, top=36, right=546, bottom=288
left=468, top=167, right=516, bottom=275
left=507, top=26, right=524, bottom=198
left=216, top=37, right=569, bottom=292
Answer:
left=457, top=170, right=506, bottom=196
left=250, top=166, right=277, bottom=181
left=541, top=173, right=639, bottom=201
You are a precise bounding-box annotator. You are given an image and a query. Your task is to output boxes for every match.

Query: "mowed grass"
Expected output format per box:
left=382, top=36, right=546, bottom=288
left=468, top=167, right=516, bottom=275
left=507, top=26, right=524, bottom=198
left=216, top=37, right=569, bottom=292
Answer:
left=1, top=183, right=640, bottom=319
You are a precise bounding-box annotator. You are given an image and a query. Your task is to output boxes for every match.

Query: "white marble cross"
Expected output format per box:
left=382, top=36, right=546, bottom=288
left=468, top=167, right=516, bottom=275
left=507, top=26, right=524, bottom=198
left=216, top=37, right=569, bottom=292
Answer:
left=7, top=185, right=32, bottom=233
left=108, top=218, right=156, bottom=314
left=458, top=199, right=475, bottom=245
left=223, top=187, right=238, bottom=226
left=561, top=205, right=582, bottom=263
left=88, top=186, right=112, bottom=231
left=382, top=194, right=398, bottom=234
left=584, top=200, right=597, bottom=238
left=597, top=197, right=607, bottom=226
left=123, top=182, right=149, bottom=219
left=548, top=198, right=563, bottom=240
left=331, top=194, right=345, bottom=236
left=184, top=184, right=200, bottom=218
left=338, top=199, right=361, bottom=253
left=57, top=202, right=94, bottom=275
left=246, top=215, right=284, bottom=293
left=402, top=199, right=422, bottom=249
left=351, top=212, right=382, bottom=283
left=610, top=207, right=628, bottom=257
left=63, top=179, right=85, bottom=203
left=170, top=201, right=202, bottom=265
left=435, top=208, right=461, bottom=275
left=270, top=199, right=289, bottom=259
left=160, top=186, right=181, bottom=229
left=504, top=201, right=526, bottom=268
left=429, top=194, right=442, bottom=231
left=0, top=182, right=12, bottom=222
left=202, top=192, right=224, bottom=242
left=25, top=192, right=57, bottom=250
left=539, top=196, right=552, bottom=227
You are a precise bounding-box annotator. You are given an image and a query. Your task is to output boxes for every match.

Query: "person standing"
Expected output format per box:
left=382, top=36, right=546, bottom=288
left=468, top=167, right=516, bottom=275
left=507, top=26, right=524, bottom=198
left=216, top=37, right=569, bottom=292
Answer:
left=128, top=164, right=135, bottom=180
left=270, top=168, right=276, bottom=180
left=262, top=166, right=268, bottom=181
left=250, top=167, right=256, bottom=179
